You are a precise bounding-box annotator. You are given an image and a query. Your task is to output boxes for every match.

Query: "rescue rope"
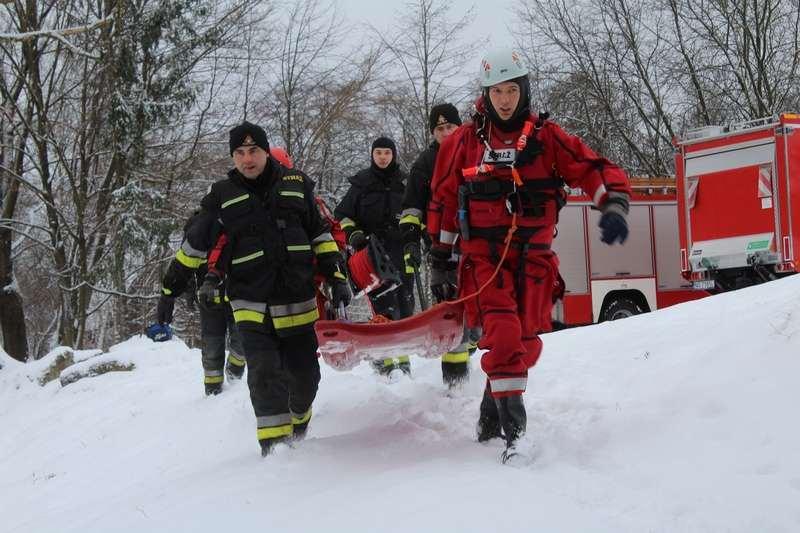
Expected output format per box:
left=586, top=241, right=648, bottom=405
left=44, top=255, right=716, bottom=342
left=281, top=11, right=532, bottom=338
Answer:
left=449, top=213, right=518, bottom=305
left=347, top=247, right=376, bottom=291
left=447, top=114, right=547, bottom=304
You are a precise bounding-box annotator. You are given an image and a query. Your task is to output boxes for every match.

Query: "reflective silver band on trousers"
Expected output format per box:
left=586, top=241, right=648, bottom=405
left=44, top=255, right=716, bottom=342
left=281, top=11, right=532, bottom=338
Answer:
left=256, top=413, right=292, bottom=427
left=268, top=297, right=317, bottom=318
left=490, top=377, right=527, bottom=393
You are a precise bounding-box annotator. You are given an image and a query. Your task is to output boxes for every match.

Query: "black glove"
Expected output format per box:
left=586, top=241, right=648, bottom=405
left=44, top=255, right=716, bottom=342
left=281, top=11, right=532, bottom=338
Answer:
left=404, top=241, right=422, bottom=270
left=349, top=230, right=367, bottom=251
left=399, top=222, right=421, bottom=245
left=599, top=195, right=630, bottom=245
left=431, top=267, right=457, bottom=303
left=156, top=295, right=176, bottom=325
left=330, top=280, right=351, bottom=308
left=197, top=273, right=223, bottom=310
left=429, top=245, right=457, bottom=303
left=515, top=137, right=544, bottom=166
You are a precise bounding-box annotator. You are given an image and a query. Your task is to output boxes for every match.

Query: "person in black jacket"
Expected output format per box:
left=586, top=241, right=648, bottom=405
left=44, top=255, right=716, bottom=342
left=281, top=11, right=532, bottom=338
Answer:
left=188, top=122, right=350, bottom=456
left=334, top=136, right=415, bottom=377
left=156, top=212, right=246, bottom=396
left=399, top=104, right=481, bottom=388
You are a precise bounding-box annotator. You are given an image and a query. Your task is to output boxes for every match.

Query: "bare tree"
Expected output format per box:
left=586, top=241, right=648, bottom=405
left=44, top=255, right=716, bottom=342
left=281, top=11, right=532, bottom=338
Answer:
left=252, top=0, right=381, bottom=198
left=372, top=0, right=483, bottom=156
left=514, top=0, right=800, bottom=175
left=0, top=30, right=32, bottom=360
left=0, top=0, right=262, bottom=353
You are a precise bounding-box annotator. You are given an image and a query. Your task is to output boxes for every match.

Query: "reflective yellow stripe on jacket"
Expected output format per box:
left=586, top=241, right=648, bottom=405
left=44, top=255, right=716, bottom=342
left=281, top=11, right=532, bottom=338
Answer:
left=175, top=240, right=207, bottom=269
left=269, top=297, right=319, bottom=331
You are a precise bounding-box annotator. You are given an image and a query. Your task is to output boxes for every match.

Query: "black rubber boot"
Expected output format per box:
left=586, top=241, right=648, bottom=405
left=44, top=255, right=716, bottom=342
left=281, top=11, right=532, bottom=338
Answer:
left=371, top=358, right=397, bottom=376
left=225, top=354, right=246, bottom=381
left=204, top=382, right=223, bottom=396
left=476, top=384, right=503, bottom=442
left=442, top=361, right=469, bottom=388
left=495, top=394, right=527, bottom=448
left=260, top=436, right=290, bottom=457
left=397, top=356, right=412, bottom=376
left=292, top=422, right=309, bottom=442
left=291, top=408, right=312, bottom=442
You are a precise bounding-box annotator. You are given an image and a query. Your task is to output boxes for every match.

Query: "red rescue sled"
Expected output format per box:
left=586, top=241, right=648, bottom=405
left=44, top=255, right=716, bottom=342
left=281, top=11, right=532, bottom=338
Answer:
left=315, top=301, right=465, bottom=371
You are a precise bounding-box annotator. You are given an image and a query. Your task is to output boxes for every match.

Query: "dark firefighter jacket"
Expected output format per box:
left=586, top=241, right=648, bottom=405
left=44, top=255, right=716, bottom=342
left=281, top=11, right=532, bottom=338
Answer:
left=334, top=166, right=407, bottom=245
left=161, top=212, right=218, bottom=299
left=189, top=161, right=344, bottom=336
left=399, top=141, right=439, bottom=244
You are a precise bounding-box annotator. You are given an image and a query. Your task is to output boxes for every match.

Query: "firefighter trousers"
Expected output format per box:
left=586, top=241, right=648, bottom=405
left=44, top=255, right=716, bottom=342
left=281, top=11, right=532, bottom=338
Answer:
left=459, top=249, right=558, bottom=398
left=199, top=303, right=245, bottom=384
left=238, top=322, right=320, bottom=444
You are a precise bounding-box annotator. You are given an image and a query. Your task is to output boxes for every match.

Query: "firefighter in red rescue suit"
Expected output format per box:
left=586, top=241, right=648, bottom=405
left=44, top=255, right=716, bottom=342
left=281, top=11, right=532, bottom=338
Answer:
left=189, top=122, right=350, bottom=456
left=427, top=49, right=631, bottom=457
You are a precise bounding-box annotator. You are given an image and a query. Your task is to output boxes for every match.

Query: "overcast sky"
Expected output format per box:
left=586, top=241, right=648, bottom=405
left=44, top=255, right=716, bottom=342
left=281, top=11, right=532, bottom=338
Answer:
left=338, top=0, right=518, bottom=71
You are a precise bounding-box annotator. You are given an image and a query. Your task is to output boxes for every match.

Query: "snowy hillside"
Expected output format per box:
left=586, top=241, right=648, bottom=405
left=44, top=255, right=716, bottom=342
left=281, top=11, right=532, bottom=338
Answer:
left=2, top=277, right=800, bottom=533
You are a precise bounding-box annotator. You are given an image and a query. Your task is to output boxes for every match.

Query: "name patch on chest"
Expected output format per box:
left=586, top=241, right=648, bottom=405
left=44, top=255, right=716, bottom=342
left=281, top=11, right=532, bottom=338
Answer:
left=483, top=147, right=516, bottom=164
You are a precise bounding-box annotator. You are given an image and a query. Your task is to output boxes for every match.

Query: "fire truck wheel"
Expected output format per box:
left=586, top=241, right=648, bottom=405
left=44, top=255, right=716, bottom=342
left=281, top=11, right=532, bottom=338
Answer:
left=602, top=296, right=644, bottom=321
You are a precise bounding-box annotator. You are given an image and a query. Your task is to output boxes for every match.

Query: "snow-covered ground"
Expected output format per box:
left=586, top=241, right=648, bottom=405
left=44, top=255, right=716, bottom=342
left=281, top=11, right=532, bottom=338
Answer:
left=2, top=276, right=800, bottom=533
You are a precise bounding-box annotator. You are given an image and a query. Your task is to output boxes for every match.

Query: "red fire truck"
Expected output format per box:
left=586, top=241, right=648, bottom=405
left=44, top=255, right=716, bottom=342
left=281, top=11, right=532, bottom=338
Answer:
left=674, top=113, right=800, bottom=291
left=551, top=177, right=706, bottom=325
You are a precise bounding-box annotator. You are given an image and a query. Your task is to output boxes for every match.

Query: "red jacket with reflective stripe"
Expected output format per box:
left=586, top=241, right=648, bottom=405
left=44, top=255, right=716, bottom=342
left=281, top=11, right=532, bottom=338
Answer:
left=428, top=105, right=630, bottom=255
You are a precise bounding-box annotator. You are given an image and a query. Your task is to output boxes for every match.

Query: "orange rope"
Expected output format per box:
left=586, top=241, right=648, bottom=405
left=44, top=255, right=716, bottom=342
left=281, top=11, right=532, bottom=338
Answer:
left=450, top=214, right=518, bottom=305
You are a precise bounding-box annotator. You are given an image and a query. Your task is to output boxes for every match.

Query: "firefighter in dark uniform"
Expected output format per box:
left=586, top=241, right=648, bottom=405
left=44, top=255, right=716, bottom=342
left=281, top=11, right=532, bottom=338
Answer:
left=399, top=103, right=482, bottom=388
left=334, top=136, right=414, bottom=377
left=156, top=213, right=246, bottom=395
left=189, top=122, right=350, bottom=456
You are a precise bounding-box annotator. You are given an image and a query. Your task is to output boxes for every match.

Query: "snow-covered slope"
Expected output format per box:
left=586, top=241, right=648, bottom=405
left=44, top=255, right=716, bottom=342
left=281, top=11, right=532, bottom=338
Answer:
left=2, top=277, right=800, bottom=533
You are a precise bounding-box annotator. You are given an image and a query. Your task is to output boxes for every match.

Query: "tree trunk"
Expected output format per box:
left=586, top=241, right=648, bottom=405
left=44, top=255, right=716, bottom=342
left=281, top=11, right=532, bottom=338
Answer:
left=0, top=102, right=31, bottom=361
left=0, top=227, right=28, bottom=361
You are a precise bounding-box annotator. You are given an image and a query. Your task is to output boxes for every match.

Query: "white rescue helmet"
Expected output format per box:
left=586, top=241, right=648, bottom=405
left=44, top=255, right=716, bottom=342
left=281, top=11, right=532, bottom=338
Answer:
left=479, top=48, right=528, bottom=88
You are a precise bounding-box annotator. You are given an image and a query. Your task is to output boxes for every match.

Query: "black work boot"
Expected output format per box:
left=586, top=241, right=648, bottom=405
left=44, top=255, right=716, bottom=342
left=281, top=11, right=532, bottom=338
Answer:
left=495, top=394, right=527, bottom=450
left=204, top=382, right=223, bottom=396
left=476, top=384, right=503, bottom=442
left=371, top=358, right=397, bottom=376
left=260, top=436, right=290, bottom=457
left=291, top=408, right=312, bottom=442
left=397, top=355, right=411, bottom=376
left=442, top=361, right=469, bottom=389
left=225, top=353, right=246, bottom=381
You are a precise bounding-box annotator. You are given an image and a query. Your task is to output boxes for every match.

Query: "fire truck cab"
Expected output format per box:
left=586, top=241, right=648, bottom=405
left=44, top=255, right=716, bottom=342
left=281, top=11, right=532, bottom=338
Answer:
left=674, top=113, right=800, bottom=291
left=551, top=178, right=705, bottom=325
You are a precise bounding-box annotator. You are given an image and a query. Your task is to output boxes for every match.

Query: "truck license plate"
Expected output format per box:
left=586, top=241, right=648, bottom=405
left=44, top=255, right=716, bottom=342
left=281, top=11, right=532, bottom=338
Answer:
left=692, top=279, right=715, bottom=290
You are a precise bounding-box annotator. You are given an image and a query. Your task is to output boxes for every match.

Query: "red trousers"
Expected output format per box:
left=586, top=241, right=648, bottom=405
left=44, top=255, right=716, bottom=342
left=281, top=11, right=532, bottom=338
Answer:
left=459, top=248, right=559, bottom=398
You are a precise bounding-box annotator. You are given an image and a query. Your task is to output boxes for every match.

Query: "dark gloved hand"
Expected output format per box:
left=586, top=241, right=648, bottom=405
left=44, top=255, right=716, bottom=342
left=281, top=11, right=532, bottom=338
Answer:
left=330, top=280, right=351, bottom=308
left=515, top=137, right=544, bottom=166
left=599, top=195, right=630, bottom=245
left=430, top=267, right=457, bottom=303
left=429, top=245, right=457, bottom=303
left=403, top=241, right=422, bottom=270
left=156, top=295, right=176, bottom=325
left=197, top=273, right=223, bottom=310
left=399, top=222, right=421, bottom=245
left=348, top=230, right=368, bottom=251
